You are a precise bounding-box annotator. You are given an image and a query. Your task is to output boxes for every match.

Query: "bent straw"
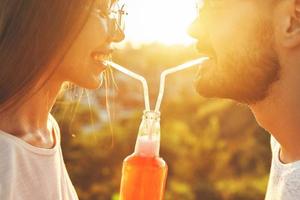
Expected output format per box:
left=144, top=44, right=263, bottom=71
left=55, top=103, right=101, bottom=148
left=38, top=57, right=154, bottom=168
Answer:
left=154, top=57, right=209, bottom=112
left=104, top=61, right=151, bottom=111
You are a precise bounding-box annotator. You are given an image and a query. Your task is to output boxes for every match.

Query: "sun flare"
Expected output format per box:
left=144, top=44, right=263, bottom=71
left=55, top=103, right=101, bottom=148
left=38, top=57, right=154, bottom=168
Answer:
left=124, top=0, right=199, bottom=45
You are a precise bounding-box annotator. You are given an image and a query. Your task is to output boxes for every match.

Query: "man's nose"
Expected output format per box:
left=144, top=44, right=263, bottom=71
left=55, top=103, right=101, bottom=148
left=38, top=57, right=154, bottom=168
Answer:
left=188, top=17, right=208, bottom=39
left=188, top=17, right=202, bottom=39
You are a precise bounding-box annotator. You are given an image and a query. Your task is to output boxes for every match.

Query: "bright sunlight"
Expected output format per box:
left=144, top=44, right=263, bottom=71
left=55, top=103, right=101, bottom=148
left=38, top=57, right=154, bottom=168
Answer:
left=124, top=0, right=198, bottom=45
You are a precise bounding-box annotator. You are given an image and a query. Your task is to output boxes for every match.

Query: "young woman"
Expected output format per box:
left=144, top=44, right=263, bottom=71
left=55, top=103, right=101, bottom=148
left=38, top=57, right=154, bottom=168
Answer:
left=0, top=0, right=125, bottom=199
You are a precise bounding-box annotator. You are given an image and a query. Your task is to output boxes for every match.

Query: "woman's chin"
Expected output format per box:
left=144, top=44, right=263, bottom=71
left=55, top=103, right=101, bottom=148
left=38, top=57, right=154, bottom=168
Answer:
left=86, top=79, right=103, bottom=89
left=72, top=75, right=103, bottom=90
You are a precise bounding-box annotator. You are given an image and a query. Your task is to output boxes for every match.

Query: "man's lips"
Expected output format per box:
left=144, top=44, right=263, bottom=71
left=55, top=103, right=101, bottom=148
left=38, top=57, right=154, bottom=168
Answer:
left=194, top=42, right=217, bottom=79
left=195, top=57, right=214, bottom=78
left=196, top=41, right=216, bottom=59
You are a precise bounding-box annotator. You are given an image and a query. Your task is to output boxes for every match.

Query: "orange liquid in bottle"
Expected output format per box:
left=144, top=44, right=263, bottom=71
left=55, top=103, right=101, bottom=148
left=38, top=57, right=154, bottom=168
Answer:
left=120, top=153, right=168, bottom=200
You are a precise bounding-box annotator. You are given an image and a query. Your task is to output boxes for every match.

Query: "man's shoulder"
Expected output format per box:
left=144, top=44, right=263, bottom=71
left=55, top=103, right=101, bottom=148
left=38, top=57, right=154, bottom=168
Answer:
left=282, top=164, right=300, bottom=179
left=270, top=135, right=279, bottom=152
left=266, top=164, right=300, bottom=200
left=278, top=165, right=300, bottom=199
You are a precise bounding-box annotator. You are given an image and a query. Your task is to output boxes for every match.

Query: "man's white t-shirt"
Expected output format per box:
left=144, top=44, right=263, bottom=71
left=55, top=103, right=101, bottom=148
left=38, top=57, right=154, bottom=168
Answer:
left=265, top=136, right=300, bottom=200
left=0, top=115, right=79, bottom=200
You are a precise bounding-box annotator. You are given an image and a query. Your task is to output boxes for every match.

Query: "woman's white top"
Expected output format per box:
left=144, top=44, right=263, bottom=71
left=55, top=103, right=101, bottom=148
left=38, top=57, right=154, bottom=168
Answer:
left=0, top=115, right=79, bottom=200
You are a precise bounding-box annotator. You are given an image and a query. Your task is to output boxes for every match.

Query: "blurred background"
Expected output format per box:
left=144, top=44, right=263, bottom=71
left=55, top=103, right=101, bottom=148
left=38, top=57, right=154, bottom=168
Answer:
left=52, top=0, right=272, bottom=199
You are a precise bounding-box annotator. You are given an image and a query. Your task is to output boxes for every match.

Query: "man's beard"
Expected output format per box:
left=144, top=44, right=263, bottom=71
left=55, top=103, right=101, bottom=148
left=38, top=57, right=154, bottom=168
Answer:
left=194, top=21, right=280, bottom=105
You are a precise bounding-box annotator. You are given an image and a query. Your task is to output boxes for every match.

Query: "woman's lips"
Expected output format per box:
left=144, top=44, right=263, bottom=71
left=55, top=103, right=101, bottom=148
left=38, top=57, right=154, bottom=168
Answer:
left=90, top=51, right=110, bottom=65
left=90, top=47, right=112, bottom=63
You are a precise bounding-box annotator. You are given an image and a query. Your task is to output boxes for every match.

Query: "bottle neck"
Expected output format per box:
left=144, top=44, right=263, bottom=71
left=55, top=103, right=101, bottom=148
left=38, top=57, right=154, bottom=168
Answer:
left=134, top=111, right=161, bottom=157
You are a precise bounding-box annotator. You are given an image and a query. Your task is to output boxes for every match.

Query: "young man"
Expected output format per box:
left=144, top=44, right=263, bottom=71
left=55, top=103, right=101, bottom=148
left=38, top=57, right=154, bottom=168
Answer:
left=189, top=0, right=300, bottom=199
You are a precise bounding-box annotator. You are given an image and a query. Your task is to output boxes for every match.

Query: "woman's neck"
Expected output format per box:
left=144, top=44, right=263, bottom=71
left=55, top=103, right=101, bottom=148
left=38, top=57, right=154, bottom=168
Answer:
left=0, top=76, right=63, bottom=148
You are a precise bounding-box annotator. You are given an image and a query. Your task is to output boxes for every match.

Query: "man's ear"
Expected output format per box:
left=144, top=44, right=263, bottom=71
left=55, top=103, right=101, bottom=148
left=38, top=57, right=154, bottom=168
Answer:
left=281, top=0, right=300, bottom=48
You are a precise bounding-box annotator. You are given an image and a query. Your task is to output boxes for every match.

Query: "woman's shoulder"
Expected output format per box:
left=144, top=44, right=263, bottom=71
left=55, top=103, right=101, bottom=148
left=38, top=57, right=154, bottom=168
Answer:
left=0, top=115, right=61, bottom=155
left=0, top=131, right=18, bottom=168
left=0, top=133, right=15, bottom=197
left=0, top=130, right=18, bottom=150
left=49, top=113, right=61, bottom=143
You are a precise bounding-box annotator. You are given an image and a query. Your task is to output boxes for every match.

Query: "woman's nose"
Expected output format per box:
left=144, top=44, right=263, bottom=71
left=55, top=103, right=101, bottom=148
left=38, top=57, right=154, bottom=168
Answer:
left=111, top=25, right=125, bottom=42
left=108, top=19, right=125, bottom=43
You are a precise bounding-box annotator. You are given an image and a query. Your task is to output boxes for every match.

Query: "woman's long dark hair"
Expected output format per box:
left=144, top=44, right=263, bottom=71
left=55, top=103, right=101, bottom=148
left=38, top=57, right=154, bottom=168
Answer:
left=0, top=0, right=95, bottom=112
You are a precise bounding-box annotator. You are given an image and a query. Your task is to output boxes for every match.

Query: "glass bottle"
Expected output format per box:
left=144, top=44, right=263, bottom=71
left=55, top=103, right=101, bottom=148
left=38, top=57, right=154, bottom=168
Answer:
left=119, top=111, right=168, bottom=200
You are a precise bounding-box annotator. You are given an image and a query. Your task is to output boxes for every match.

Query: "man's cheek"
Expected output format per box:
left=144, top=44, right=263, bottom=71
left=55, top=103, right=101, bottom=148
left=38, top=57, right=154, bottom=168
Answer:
left=209, top=18, right=243, bottom=47
left=213, top=19, right=259, bottom=55
left=210, top=28, right=240, bottom=60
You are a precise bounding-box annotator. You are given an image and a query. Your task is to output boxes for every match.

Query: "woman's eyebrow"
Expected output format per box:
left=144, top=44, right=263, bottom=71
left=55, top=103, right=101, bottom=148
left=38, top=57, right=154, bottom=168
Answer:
left=110, top=0, right=118, bottom=8
left=96, top=0, right=109, bottom=9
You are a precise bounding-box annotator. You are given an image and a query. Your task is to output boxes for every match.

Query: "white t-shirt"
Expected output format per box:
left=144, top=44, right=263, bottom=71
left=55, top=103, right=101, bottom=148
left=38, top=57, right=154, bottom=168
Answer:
left=0, top=115, right=79, bottom=200
left=265, top=136, right=300, bottom=200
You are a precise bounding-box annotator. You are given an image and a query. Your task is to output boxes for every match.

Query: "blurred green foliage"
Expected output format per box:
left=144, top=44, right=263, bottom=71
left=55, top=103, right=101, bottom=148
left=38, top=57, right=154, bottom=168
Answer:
left=52, top=43, right=271, bottom=200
